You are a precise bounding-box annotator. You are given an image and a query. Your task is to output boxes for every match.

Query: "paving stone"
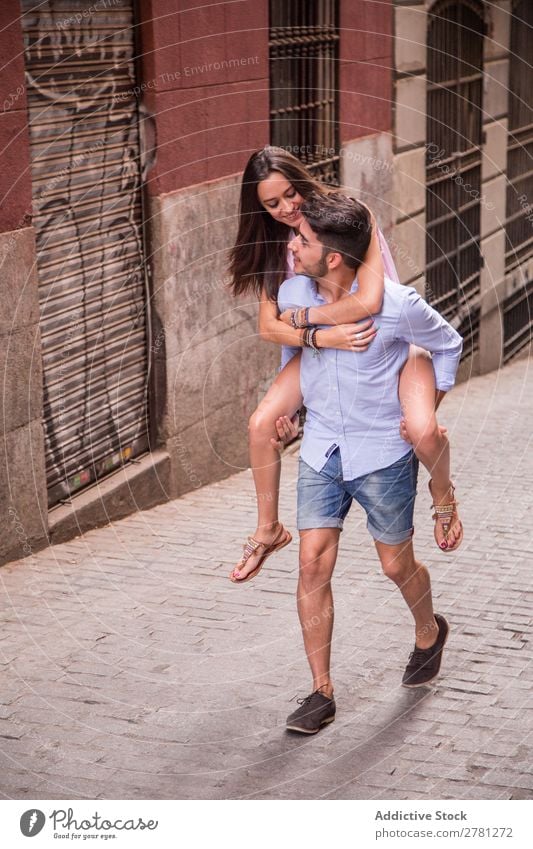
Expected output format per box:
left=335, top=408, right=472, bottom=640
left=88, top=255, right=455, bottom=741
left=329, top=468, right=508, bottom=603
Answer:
left=0, top=357, right=531, bottom=799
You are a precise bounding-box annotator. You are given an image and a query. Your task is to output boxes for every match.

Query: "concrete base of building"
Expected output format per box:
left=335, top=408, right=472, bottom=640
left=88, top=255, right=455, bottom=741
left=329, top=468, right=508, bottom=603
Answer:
left=46, top=449, right=171, bottom=549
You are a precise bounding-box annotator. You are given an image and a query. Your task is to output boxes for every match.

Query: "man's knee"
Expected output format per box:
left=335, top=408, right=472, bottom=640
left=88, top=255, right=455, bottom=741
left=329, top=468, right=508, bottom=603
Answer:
left=379, top=544, right=417, bottom=583
left=299, top=540, right=337, bottom=587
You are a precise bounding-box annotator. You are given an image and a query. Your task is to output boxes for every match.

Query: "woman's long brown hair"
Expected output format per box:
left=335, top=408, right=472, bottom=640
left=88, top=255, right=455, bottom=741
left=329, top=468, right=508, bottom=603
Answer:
left=228, top=146, right=328, bottom=301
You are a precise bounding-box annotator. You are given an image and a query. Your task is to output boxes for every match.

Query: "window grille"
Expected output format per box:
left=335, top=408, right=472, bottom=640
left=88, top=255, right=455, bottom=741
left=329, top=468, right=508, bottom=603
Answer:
left=503, top=279, right=533, bottom=363
left=425, top=0, right=485, bottom=359
left=269, top=0, right=340, bottom=184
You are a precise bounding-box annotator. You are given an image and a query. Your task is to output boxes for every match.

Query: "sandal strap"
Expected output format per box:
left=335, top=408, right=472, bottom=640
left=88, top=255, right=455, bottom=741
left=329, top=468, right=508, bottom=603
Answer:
left=431, top=502, right=456, bottom=518
left=428, top=480, right=463, bottom=549
left=239, top=537, right=265, bottom=565
left=431, top=502, right=460, bottom=538
left=239, top=526, right=285, bottom=566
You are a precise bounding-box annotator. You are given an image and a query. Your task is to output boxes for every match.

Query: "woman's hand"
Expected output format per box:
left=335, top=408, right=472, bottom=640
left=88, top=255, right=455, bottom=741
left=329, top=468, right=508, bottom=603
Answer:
left=318, top=319, right=377, bottom=352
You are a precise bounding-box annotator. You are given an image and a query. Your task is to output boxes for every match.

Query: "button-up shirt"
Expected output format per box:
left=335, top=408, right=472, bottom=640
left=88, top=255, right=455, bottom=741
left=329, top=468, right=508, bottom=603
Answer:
left=278, top=275, right=463, bottom=480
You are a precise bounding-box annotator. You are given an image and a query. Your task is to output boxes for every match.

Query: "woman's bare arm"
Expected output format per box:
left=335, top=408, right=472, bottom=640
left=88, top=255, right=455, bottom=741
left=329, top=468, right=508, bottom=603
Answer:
left=281, top=214, right=385, bottom=328
left=258, top=292, right=305, bottom=346
left=258, top=290, right=376, bottom=351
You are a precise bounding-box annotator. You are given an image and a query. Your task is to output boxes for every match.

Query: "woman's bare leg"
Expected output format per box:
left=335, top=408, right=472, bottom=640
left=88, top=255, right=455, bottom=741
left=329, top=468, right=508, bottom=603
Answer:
left=399, top=346, right=462, bottom=550
left=232, top=352, right=303, bottom=579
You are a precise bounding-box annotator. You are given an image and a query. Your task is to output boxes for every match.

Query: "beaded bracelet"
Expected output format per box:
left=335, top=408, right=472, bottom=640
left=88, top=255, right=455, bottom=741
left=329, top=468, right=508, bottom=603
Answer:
left=291, top=307, right=311, bottom=329
left=302, top=326, right=320, bottom=351
left=300, top=307, right=311, bottom=328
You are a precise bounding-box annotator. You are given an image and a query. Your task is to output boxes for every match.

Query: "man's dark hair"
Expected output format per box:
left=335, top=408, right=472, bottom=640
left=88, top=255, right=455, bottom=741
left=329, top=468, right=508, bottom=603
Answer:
left=301, top=191, right=372, bottom=272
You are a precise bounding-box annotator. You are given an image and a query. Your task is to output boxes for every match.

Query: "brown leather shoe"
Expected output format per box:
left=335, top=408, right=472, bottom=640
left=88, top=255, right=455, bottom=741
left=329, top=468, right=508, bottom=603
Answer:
left=286, top=689, right=336, bottom=734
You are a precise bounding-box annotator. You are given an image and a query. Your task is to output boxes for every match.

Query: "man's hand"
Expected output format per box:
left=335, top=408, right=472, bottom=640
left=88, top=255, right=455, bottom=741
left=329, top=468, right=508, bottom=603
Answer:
left=400, top=419, right=448, bottom=444
left=270, top=413, right=300, bottom=452
left=279, top=309, right=294, bottom=326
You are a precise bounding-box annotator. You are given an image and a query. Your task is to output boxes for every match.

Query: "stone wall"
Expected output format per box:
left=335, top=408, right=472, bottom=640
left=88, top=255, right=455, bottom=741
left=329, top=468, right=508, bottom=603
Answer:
left=0, top=230, right=48, bottom=563
left=392, top=0, right=528, bottom=378
left=392, top=1, right=427, bottom=301
left=478, top=0, right=511, bottom=375
left=0, top=2, right=48, bottom=564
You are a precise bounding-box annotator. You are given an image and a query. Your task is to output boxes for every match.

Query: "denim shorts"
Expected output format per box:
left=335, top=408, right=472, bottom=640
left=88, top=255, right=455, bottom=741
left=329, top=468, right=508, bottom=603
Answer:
left=297, top=447, right=419, bottom=544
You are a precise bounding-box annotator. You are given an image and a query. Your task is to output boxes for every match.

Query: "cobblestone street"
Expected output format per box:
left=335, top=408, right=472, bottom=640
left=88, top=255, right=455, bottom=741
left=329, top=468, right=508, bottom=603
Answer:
left=0, top=355, right=531, bottom=800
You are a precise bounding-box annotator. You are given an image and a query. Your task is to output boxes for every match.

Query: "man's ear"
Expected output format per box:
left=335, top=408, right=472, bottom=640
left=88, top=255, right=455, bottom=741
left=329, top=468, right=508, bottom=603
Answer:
left=326, top=251, right=343, bottom=271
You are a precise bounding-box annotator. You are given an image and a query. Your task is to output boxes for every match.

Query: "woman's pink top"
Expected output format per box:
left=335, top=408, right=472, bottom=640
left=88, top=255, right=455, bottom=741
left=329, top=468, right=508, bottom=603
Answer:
left=378, top=228, right=400, bottom=284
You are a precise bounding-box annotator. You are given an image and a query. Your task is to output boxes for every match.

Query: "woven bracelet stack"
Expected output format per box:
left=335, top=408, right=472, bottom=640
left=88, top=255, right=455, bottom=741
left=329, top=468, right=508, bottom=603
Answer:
left=302, top=326, right=320, bottom=351
left=289, top=307, right=310, bottom=329
left=288, top=308, right=320, bottom=353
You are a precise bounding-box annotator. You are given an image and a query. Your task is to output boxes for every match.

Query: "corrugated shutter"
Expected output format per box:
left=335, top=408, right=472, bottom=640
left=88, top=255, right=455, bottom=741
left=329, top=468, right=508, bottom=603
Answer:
left=20, top=0, right=149, bottom=507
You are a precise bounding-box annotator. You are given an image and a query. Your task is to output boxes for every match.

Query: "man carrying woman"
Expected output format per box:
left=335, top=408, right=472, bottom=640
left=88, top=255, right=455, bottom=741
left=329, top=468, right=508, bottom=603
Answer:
left=228, top=148, right=464, bottom=732
left=228, top=147, right=463, bottom=587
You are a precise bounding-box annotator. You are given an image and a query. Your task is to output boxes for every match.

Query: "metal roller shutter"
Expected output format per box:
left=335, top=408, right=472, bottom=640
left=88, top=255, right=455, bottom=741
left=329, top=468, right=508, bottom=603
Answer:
left=20, top=0, right=150, bottom=507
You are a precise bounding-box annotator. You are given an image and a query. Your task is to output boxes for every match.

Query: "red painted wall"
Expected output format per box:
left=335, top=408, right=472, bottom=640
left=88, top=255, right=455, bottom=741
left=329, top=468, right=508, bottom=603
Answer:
left=0, top=2, right=32, bottom=233
left=339, top=0, right=393, bottom=142
left=138, top=0, right=270, bottom=194
left=1, top=0, right=392, bottom=219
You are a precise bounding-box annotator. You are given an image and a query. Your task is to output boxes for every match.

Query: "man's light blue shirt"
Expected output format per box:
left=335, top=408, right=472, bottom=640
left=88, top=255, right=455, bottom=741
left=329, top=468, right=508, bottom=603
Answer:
left=278, top=274, right=463, bottom=481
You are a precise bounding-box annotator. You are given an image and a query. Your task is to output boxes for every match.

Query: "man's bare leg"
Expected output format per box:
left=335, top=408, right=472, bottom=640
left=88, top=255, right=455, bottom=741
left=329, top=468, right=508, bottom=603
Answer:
left=297, top=528, right=341, bottom=698
left=374, top=538, right=438, bottom=648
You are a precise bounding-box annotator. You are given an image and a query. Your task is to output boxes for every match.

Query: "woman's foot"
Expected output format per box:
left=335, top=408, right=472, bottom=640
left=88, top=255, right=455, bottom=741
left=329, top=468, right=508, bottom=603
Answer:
left=428, top=480, right=463, bottom=551
left=231, top=521, right=290, bottom=581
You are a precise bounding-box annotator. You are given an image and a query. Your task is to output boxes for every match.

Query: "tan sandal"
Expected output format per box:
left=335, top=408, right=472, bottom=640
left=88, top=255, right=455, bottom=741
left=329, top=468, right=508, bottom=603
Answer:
left=230, top=523, right=292, bottom=584
left=429, top=480, right=463, bottom=552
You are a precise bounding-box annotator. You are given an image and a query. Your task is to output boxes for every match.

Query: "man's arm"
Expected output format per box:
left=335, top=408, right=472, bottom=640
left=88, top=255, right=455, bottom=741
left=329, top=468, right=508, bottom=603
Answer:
left=394, top=288, right=463, bottom=392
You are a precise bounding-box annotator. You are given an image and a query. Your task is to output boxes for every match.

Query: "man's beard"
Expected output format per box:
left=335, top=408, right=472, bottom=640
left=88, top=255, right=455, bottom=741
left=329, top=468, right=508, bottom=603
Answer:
left=298, top=253, right=329, bottom=279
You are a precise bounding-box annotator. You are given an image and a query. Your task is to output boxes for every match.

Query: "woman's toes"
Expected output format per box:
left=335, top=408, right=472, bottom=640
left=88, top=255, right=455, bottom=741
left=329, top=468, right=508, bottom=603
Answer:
left=446, top=524, right=461, bottom=549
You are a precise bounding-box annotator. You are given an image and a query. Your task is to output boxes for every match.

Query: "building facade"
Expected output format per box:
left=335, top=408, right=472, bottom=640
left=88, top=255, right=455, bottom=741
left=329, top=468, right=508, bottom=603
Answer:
left=1, top=0, right=531, bottom=563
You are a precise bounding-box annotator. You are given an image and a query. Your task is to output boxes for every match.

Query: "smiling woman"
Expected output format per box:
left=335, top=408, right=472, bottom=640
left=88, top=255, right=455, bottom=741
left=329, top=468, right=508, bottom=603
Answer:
left=229, top=146, right=329, bottom=301
left=256, top=172, right=304, bottom=224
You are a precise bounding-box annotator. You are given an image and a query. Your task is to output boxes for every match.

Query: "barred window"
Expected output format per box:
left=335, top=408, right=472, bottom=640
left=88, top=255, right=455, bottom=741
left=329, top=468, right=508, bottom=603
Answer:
left=425, top=0, right=485, bottom=359
left=503, top=279, right=533, bottom=363
left=269, top=0, right=340, bottom=184
left=505, top=0, right=533, bottom=271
